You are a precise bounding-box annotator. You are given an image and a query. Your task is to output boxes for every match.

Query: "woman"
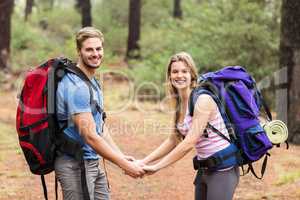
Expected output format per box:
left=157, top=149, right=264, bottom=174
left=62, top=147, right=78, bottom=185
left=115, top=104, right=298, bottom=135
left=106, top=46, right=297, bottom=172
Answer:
left=140, top=52, right=239, bottom=200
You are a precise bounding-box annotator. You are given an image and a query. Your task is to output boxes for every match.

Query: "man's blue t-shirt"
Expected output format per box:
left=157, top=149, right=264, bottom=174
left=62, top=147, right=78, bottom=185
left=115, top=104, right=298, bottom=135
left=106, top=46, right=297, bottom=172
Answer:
left=56, top=73, right=104, bottom=160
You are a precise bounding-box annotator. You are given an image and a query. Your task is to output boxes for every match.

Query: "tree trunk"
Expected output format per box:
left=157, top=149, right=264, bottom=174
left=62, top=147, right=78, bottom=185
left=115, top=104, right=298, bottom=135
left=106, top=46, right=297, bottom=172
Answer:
left=24, top=0, right=34, bottom=21
left=0, top=0, right=14, bottom=70
left=126, top=0, right=141, bottom=60
left=76, top=0, right=92, bottom=27
left=279, top=0, right=300, bottom=144
left=49, top=0, right=55, bottom=9
left=173, top=0, right=182, bottom=19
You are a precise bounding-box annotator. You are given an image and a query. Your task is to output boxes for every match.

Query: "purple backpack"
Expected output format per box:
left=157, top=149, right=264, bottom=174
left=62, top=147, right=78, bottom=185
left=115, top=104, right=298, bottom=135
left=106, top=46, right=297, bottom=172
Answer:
left=190, top=66, right=273, bottom=179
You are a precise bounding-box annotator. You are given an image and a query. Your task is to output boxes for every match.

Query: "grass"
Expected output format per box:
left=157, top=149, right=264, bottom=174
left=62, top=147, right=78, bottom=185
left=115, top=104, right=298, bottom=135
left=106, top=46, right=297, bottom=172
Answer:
left=275, top=170, right=300, bottom=186
left=0, top=122, right=19, bottom=162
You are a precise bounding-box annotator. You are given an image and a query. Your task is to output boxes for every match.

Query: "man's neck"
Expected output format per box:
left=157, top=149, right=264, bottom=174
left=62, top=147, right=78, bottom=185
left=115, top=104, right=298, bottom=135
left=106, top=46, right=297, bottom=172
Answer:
left=77, top=61, right=95, bottom=80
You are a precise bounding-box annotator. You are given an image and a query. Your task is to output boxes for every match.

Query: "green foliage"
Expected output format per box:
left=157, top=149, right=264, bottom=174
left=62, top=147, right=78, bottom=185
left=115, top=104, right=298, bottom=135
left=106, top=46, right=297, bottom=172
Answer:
left=10, top=0, right=281, bottom=101
left=127, top=54, right=169, bottom=98
left=93, top=0, right=129, bottom=57
left=127, top=0, right=280, bottom=98
left=11, top=4, right=80, bottom=70
left=11, top=15, right=56, bottom=70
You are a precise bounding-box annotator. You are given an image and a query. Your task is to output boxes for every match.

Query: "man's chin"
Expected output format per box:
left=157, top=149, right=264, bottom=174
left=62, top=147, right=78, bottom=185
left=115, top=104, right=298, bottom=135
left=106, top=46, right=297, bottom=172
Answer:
left=86, top=62, right=101, bottom=69
left=88, top=64, right=100, bottom=68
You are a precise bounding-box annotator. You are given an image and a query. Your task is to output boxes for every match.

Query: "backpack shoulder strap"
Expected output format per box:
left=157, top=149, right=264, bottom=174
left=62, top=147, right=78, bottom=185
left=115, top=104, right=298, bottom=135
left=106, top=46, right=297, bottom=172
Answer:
left=63, top=63, right=104, bottom=115
left=189, top=83, right=236, bottom=141
left=207, top=123, right=232, bottom=143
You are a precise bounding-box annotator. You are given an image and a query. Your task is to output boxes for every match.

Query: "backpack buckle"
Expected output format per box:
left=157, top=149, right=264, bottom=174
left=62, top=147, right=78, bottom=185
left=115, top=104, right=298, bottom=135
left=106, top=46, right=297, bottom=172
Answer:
left=193, top=156, right=222, bottom=170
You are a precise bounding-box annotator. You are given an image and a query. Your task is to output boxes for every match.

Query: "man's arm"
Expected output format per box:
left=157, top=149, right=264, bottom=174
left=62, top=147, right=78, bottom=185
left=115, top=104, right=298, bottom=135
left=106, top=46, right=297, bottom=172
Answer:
left=72, top=112, right=144, bottom=178
left=102, top=124, right=124, bottom=156
left=101, top=124, right=136, bottom=161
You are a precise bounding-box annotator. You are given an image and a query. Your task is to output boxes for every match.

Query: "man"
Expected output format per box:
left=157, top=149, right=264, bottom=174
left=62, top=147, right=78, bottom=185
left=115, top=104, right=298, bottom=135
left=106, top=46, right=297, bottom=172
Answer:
left=55, top=27, right=144, bottom=200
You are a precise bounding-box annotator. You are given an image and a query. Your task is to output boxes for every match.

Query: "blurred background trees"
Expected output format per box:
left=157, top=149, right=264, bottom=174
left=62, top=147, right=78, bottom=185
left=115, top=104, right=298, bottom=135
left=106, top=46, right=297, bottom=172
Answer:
left=0, top=0, right=14, bottom=71
left=173, top=0, right=182, bottom=19
left=24, top=0, right=34, bottom=21
left=279, top=0, right=300, bottom=143
left=75, top=0, right=92, bottom=27
left=126, top=0, right=141, bottom=59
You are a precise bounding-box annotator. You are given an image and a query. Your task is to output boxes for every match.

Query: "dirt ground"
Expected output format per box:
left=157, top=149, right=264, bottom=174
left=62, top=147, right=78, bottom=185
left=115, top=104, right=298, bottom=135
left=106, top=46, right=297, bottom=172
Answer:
left=0, top=86, right=300, bottom=200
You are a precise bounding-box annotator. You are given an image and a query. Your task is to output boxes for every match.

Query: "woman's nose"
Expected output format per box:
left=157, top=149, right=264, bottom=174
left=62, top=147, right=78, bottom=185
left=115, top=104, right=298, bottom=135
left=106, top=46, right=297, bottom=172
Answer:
left=177, top=71, right=184, bottom=77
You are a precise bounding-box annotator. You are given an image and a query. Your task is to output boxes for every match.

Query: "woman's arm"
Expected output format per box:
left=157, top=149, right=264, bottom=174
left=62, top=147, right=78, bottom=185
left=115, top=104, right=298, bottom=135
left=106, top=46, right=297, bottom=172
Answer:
left=143, top=94, right=215, bottom=172
left=139, top=133, right=179, bottom=165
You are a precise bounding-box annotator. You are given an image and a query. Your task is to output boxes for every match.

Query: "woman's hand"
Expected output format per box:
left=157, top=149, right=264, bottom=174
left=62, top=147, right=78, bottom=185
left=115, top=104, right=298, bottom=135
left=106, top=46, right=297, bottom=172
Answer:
left=134, top=159, right=146, bottom=167
left=142, top=165, right=159, bottom=175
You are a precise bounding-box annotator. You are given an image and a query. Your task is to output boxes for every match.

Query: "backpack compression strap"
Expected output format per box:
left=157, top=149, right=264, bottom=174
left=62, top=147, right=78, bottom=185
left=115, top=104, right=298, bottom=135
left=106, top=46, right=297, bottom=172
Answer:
left=254, top=85, right=272, bottom=121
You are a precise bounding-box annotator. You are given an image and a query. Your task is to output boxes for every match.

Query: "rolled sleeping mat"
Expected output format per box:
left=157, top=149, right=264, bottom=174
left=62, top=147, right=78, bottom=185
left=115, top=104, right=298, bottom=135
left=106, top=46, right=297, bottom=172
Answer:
left=263, top=120, right=288, bottom=145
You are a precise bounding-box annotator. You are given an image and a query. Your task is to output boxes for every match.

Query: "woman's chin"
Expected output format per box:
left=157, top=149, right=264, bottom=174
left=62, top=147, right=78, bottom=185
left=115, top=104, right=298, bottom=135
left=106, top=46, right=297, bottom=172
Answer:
left=173, top=85, right=189, bottom=90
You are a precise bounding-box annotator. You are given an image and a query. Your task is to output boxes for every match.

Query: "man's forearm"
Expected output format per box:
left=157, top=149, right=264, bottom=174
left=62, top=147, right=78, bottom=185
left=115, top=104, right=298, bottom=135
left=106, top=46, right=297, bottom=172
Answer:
left=73, top=113, right=127, bottom=169
left=84, top=132, right=130, bottom=168
left=102, top=125, right=124, bottom=156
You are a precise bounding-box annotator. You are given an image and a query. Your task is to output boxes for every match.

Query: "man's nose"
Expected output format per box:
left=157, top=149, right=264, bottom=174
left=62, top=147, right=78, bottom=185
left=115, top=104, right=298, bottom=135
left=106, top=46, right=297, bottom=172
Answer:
left=91, top=49, right=98, bottom=55
left=91, top=49, right=101, bottom=56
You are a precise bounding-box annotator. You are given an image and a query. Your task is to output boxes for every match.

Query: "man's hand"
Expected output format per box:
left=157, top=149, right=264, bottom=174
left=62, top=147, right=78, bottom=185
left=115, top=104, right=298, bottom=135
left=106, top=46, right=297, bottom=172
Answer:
left=124, top=155, right=136, bottom=162
left=123, top=161, right=145, bottom=178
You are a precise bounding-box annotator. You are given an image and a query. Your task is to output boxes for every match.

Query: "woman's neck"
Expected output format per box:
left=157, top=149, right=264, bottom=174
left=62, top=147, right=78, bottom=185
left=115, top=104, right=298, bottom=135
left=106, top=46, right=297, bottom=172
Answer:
left=177, top=87, right=191, bottom=114
left=178, top=87, right=191, bottom=102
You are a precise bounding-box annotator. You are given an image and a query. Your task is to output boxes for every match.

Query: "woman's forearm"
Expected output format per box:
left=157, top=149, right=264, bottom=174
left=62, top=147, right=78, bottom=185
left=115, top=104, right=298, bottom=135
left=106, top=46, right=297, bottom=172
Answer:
left=153, top=135, right=195, bottom=170
left=142, top=135, right=178, bottom=164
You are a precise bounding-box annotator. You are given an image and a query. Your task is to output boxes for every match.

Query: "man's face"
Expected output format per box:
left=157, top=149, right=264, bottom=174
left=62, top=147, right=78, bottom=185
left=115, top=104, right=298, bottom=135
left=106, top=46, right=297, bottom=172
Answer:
left=78, top=37, right=104, bottom=68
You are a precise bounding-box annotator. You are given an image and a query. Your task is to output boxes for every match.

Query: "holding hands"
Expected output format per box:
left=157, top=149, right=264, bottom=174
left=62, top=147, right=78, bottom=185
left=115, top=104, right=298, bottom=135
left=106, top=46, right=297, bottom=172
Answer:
left=122, top=156, right=160, bottom=179
left=134, top=159, right=160, bottom=176
left=122, top=155, right=145, bottom=178
left=141, top=164, right=158, bottom=175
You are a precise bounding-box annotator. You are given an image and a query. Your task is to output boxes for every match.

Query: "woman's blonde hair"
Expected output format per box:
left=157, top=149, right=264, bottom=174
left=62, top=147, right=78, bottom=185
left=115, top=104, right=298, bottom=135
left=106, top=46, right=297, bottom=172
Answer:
left=75, top=27, right=104, bottom=50
left=165, top=52, right=198, bottom=140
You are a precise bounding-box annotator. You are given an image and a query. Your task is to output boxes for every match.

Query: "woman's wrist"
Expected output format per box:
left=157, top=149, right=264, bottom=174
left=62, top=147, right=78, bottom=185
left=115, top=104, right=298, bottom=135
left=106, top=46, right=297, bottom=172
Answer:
left=152, top=163, right=161, bottom=171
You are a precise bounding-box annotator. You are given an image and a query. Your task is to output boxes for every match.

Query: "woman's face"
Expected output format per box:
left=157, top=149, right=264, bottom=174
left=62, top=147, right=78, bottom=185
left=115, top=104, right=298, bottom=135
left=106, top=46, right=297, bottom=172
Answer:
left=170, top=61, right=192, bottom=90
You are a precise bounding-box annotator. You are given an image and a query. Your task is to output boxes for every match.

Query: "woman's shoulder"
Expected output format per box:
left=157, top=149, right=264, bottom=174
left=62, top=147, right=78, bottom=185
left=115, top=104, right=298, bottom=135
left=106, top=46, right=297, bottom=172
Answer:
left=194, top=94, right=217, bottom=113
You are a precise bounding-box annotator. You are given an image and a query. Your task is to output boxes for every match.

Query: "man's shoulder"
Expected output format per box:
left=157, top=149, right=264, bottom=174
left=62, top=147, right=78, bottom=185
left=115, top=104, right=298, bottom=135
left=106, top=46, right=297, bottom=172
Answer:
left=61, top=72, right=83, bottom=83
left=57, top=73, right=91, bottom=101
left=60, top=73, right=89, bottom=89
